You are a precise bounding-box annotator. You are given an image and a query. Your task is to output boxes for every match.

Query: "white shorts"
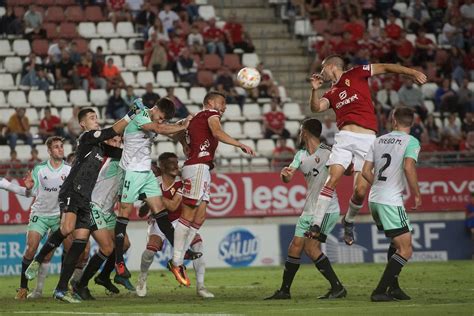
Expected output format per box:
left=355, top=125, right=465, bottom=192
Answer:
left=327, top=130, right=376, bottom=172
left=147, top=219, right=202, bottom=246
left=181, top=164, right=211, bottom=206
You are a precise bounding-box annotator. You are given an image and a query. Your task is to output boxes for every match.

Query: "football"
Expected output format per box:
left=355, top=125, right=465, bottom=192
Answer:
left=237, top=67, right=261, bottom=89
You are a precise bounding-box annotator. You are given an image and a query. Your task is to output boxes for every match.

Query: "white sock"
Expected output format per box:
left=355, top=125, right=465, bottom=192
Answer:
left=34, top=262, right=50, bottom=293
left=140, top=249, right=155, bottom=276
left=311, top=186, right=335, bottom=226
left=71, top=268, right=83, bottom=283
left=172, top=219, right=191, bottom=266
left=191, top=241, right=205, bottom=287
left=344, top=199, right=363, bottom=223
left=183, top=226, right=199, bottom=255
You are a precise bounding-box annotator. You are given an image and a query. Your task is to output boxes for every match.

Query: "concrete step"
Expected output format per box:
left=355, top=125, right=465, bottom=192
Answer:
left=260, top=55, right=310, bottom=68
left=245, top=23, right=288, bottom=37
left=217, top=7, right=275, bottom=20
left=209, top=0, right=267, bottom=8
left=253, top=38, right=301, bottom=51
left=271, top=71, right=308, bottom=84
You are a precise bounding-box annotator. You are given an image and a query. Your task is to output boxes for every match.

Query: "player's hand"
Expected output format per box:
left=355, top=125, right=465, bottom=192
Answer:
left=240, top=144, right=256, bottom=156
left=412, top=70, right=427, bottom=85
left=412, top=194, right=422, bottom=210
left=138, top=203, right=151, bottom=218
left=131, top=97, right=145, bottom=112
left=310, top=73, right=324, bottom=90
left=304, top=224, right=321, bottom=239
left=281, top=166, right=296, bottom=178
left=23, top=170, right=34, bottom=190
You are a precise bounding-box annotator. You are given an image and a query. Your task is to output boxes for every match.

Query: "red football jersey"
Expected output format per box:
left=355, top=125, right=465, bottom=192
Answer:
left=158, top=176, right=183, bottom=222
left=184, top=109, right=221, bottom=168
left=322, top=65, right=378, bottom=132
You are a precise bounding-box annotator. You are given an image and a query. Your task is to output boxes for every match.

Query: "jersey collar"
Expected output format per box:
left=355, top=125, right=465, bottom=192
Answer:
left=47, top=159, right=64, bottom=172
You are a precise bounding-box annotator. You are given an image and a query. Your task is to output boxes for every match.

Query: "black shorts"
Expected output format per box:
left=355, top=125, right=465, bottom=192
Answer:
left=59, top=191, right=97, bottom=231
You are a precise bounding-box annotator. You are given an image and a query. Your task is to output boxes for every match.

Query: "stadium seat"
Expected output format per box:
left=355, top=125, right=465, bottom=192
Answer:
left=278, top=86, right=290, bottom=102
left=4, top=57, right=22, bottom=73
left=173, top=87, right=191, bottom=104
left=157, top=141, right=176, bottom=154
left=12, top=40, right=31, bottom=56
left=25, top=108, right=39, bottom=125
left=242, top=103, right=261, bottom=120
left=243, top=121, right=263, bottom=139
left=70, top=90, right=92, bottom=107
left=251, top=157, right=270, bottom=169
left=32, top=39, right=49, bottom=56
left=422, top=83, right=438, bottom=99
left=78, top=22, right=98, bottom=38
left=97, top=22, right=117, bottom=38
left=189, top=87, right=207, bottom=104
left=242, top=53, right=260, bottom=68
left=134, top=88, right=146, bottom=97
left=137, top=71, right=156, bottom=87
left=116, top=22, right=139, bottom=38
left=230, top=158, right=249, bottom=167
left=312, top=19, right=327, bottom=34
left=294, top=19, right=315, bottom=36
left=124, top=55, right=145, bottom=71
left=424, top=100, right=435, bottom=113
left=156, top=71, right=178, bottom=87
left=0, top=108, right=15, bottom=121
left=283, top=103, right=304, bottom=120
left=60, top=107, right=73, bottom=123
left=121, top=71, right=137, bottom=87
left=406, top=34, right=416, bottom=45
left=239, top=139, right=256, bottom=154
left=222, top=104, right=245, bottom=121
left=85, top=6, right=105, bottom=22
left=223, top=54, right=242, bottom=71
left=13, top=7, right=25, bottom=19
left=43, top=22, right=60, bottom=39
left=0, top=7, right=5, bottom=17
left=90, top=89, right=109, bottom=107
left=107, top=55, right=124, bottom=69
left=15, top=145, right=31, bottom=160
left=49, top=90, right=71, bottom=107
left=426, top=33, right=437, bottom=44
left=197, top=70, right=214, bottom=88
left=74, top=39, right=89, bottom=54
left=187, top=105, right=200, bottom=114
left=0, top=40, right=13, bottom=56
left=65, top=6, right=85, bottom=22
left=223, top=122, right=245, bottom=139
left=37, top=144, right=49, bottom=160
left=203, top=54, right=221, bottom=71
left=286, top=121, right=300, bottom=137
left=109, top=38, right=129, bottom=54
left=0, top=92, right=7, bottom=108
left=59, top=22, right=78, bottom=39
left=7, top=91, right=28, bottom=107
left=56, top=0, right=75, bottom=6
left=216, top=142, right=238, bottom=158
left=393, top=2, right=408, bottom=15
left=256, top=139, right=275, bottom=157
left=45, top=6, right=64, bottom=23
left=28, top=90, right=50, bottom=107
left=0, top=74, right=15, bottom=90
left=89, top=39, right=110, bottom=54
left=198, top=5, right=216, bottom=21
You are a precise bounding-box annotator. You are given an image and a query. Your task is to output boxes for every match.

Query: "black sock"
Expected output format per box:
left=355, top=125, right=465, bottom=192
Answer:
left=387, top=243, right=400, bottom=289
left=98, top=249, right=116, bottom=280
left=114, top=217, right=129, bottom=264
left=56, top=239, right=88, bottom=292
left=77, top=251, right=108, bottom=288
left=35, top=229, right=66, bottom=263
left=20, top=257, right=32, bottom=289
left=154, top=211, right=174, bottom=246
left=60, top=250, right=67, bottom=275
left=280, top=256, right=300, bottom=294
left=374, top=253, right=407, bottom=294
left=314, top=253, right=343, bottom=291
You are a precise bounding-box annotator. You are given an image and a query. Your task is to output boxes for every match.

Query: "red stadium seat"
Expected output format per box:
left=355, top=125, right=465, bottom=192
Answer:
left=59, top=22, right=78, bottom=39
left=32, top=39, right=49, bottom=56
left=331, top=19, right=347, bottom=35
left=197, top=70, right=214, bottom=88
left=13, top=7, right=25, bottom=19
left=223, top=54, right=242, bottom=71
left=45, top=6, right=64, bottom=23
left=85, top=6, right=105, bottom=22
left=43, top=22, right=60, bottom=39
left=312, top=19, right=328, bottom=34
left=73, top=38, right=88, bottom=54
left=37, top=0, right=55, bottom=6
left=203, top=54, right=221, bottom=71
left=65, top=6, right=85, bottom=23
left=55, top=0, right=75, bottom=6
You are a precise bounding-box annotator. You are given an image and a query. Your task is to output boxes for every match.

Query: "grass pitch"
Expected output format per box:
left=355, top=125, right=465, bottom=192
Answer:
left=0, top=261, right=472, bottom=316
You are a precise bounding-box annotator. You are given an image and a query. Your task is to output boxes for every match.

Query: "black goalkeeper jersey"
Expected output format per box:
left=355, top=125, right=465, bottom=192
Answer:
left=59, top=127, right=122, bottom=200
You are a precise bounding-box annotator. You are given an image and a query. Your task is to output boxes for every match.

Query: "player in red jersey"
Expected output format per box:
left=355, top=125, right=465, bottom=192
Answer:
left=168, top=91, right=255, bottom=286
left=306, top=55, right=427, bottom=244
left=136, top=152, right=214, bottom=298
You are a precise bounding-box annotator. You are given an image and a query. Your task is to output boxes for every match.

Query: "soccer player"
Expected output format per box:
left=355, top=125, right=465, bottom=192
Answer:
left=361, top=107, right=421, bottom=302
left=306, top=55, right=427, bottom=244
left=136, top=152, right=214, bottom=298
left=169, top=91, right=255, bottom=286
left=265, top=119, right=346, bottom=300
left=0, top=137, right=70, bottom=300
left=114, top=98, right=191, bottom=278
left=25, top=104, right=140, bottom=303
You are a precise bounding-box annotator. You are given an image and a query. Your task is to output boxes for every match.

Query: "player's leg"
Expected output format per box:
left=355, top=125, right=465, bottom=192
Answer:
left=16, top=228, right=43, bottom=299
left=191, top=234, right=214, bottom=298
left=387, top=239, right=411, bottom=300
left=95, top=227, right=121, bottom=294
left=113, top=233, right=135, bottom=291
left=136, top=229, right=163, bottom=297
left=182, top=202, right=207, bottom=261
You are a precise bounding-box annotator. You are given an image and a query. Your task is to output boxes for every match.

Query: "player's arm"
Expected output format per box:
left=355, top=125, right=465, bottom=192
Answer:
left=102, top=143, right=123, bottom=159
left=141, top=121, right=188, bottom=136
left=371, top=64, right=427, bottom=85
left=0, top=178, right=31, bottom=196
left=309, top=74, right=330, bottom=113
left=162, top=192, right=182, bottom=212
left=280, top=167, right=296, bottom=183
left=361, top=161, right=375, bottom=185
left=208, top=116, right=255, bottom=155
left=404, top=157, right=421, bottom=210
left=169, top=130, right=190, bottom=156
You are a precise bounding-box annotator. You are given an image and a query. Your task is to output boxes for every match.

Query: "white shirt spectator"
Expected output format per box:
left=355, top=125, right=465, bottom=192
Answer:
left=126, top=0, right=144, bottom=12
left=148, top=26, right=169, bottom=42
left=377, top=89, right=399, bottom=112
left=158, top=10, right=179, bottom=32
left=47, top=43, right=62, bottom=63
left=460, top=3, right=474, bottom=20
left=187, top=32, right=204, bottom=46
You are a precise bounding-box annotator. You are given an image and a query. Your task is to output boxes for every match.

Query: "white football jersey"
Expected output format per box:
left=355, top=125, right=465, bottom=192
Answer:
left=290, top=144, right=339, bottom=215
left=91, top=158, right=122, bottom=214
left=366, top=131, right=420, bottom=206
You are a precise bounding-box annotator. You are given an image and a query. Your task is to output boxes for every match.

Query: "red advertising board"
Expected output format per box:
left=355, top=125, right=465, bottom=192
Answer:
left=1, top=167, right=473, bottom=224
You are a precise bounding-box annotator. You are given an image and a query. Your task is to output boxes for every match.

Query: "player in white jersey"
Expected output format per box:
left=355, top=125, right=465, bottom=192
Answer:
left=115, top=98, right=192, bottom=278
left=265, top=119, right=346, bottom=300
left=0, top=137, right=70, bottom=300
left=362, top=107, right=421, bottom=302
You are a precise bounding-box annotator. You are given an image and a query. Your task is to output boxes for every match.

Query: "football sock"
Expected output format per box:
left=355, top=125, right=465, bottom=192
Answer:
left=312, top=186, right=334, bottom=226
left=314, top=253, right=343, bottom=291
left=374, top=253, right=407, bottom=294
left=35, top=229, right=66, bottom=263
left=192, top=241, right=205, bottom=287
left=172, top=217, right=191, bottom=266
left=280, top=256, right=300, bottom=294
left=154, top=211, right=175, bottom=246
left=140, top=249, right=155, bottom=276
left=98, top=249, right=116, bottom=280
left=344, top=199, right=363, bottom=223
left=20, top=257, right=32, bottom=289
left=183, top=223, right=201, bottom=254
left=71, top=268, right=83, bottom=283
left=114, top=217, right=129, bottom=264
left=35, top=262, right=49, bottom=293
left=387, top=243, right=400, bottom=289
left=56, top=239, right=88, bottom=292
left=78, top=251, right=108, bottom=288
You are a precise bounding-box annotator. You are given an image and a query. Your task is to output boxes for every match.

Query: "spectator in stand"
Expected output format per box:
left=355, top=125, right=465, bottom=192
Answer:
left=91, top=47, right=107, bottom=89
left=183, top=0, right=199, bottom=22
left=0, top=122, right=7, bottom=145
left=107, top=0, right=133, bottom=25
left=271, top=138, right=296, bottom=171
left=69, top=42, right=81, bottom=65
left=47, top=39, right=67, bottom=65
left=462, top=113, right=474, bottom=143
left=410, top=114, right=424, bottom=142
left=144, top=32, right=168, bottom=73
left=175, top=11, right=191, bottom=37
left=187, top=25, right=206, bottom=59
left=442, top=113, right=462, bottom=149
left=344, top=15, right=365, bottom=41
left=103, top=57, right=124, bottom=90
left=77, top=56, right=94, bottom=91
left=7, top=150, right=23, bottom=178
left=309, top=30, right=336, bottom=74
left=204, top=18, right=227, bottom=59
left=215, top=66, right=245, bottom=108
left=263, top=98, right=290, bottom=139
left=439, top=16, right=464, bottom=49
left=405, top=0, right=431, bottom=33
left=55, top=51, right=79, bottom=90
left=167, top=33, right=186, bottom=72
left=224, top=13, right=255, bottom=53
left=425, top=114, right=441, bottom=146
left=23, top=4, right=46, bottom=40
left=28, top=148, right=42, bottom=169
left=67, top=107, right=82, bottom=146
left=166, top=87, right=189, bottom=119
left=434, top=78, right=462, bottom=122
left=460, top=0, right=474, bottom=21
left=176, top=48, right=197, bottom=86
left=335, top=31, right=359, bottom=59
left=373, top=29, right=394, bottom=62
left=250, top=63, right=280, bottom=100
left=123, top=85, right=137, bottom=108
left=39, top=107, right=65, bottom=142
left=320, top=116, right=338, bottom=146
left=21, top=65, right=53, bottom=92
left=159, top=4, right=180, bottom=33
left=0, top=7, right=23, bottom=36
left=463, top=46, right=474, bottom=81
left=396, top=30, right=414, bottom=66
left=449, top=47, right=467, bottom=86
left=414, top=28, right=436, bottom=65
left=21, top=53, right=42, bottom=78
left=106, top=87, right=128, bottom=119
left=398, top=77, right=428, bottom=121
left=384, top=11, right=402, bottom=40
left=148, top=18, right=169, bottom=42
left=142, top=82, right=160, bottom=108
left=6, top=108, right=34, bottom=151
left=135, top=1, right=156, bottom=32
left=458, top=78, right=474, bottom=113
left=368, top=15, right=383, bottom=40
left=126, top=0, right=143, bottom=16
left=376, top=80, right=399, bottom=115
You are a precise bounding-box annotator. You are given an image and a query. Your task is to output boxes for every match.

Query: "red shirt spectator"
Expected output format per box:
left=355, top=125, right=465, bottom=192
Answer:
left=271, top=139, right=296, bottom=170
left=167, top=35, right=185, bottom=62
left=313, top=32, right=336, bottom=59
left=397, top=38, right=414, bottom=59
left=39, top=112, right=61, bottom=133
left=108, top=0, right=126, bottom=10
left=335, top=32, right=359, bottom=55
left=203, top=24, right=225, bottom=42
left=344, top=19, right=365, bottom=41
left=264, top=111, right=285, bottom=131
left=385, top=22, right=402, bottom=40
left=224, top=21, right=243, bottom=43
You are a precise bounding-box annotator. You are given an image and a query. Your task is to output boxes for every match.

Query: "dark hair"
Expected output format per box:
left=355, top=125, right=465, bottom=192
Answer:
left=78, top=108, right=96, bottom=122
left=393, top=106, right=415, bottom=127
left=322, top=54, right=346, bottom=70
left=203, top=91, right=226, bottom=106
left=155, top=97, right=176, bottom=119
left=301, top=118, right=322, bottom=138
left=158, top=152, right=178, bottom=162
left=46, top=136, right=64, bottom=149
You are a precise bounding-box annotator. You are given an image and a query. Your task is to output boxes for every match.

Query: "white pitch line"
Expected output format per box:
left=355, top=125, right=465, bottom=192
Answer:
left=12, top=313, right=241, bottom=316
